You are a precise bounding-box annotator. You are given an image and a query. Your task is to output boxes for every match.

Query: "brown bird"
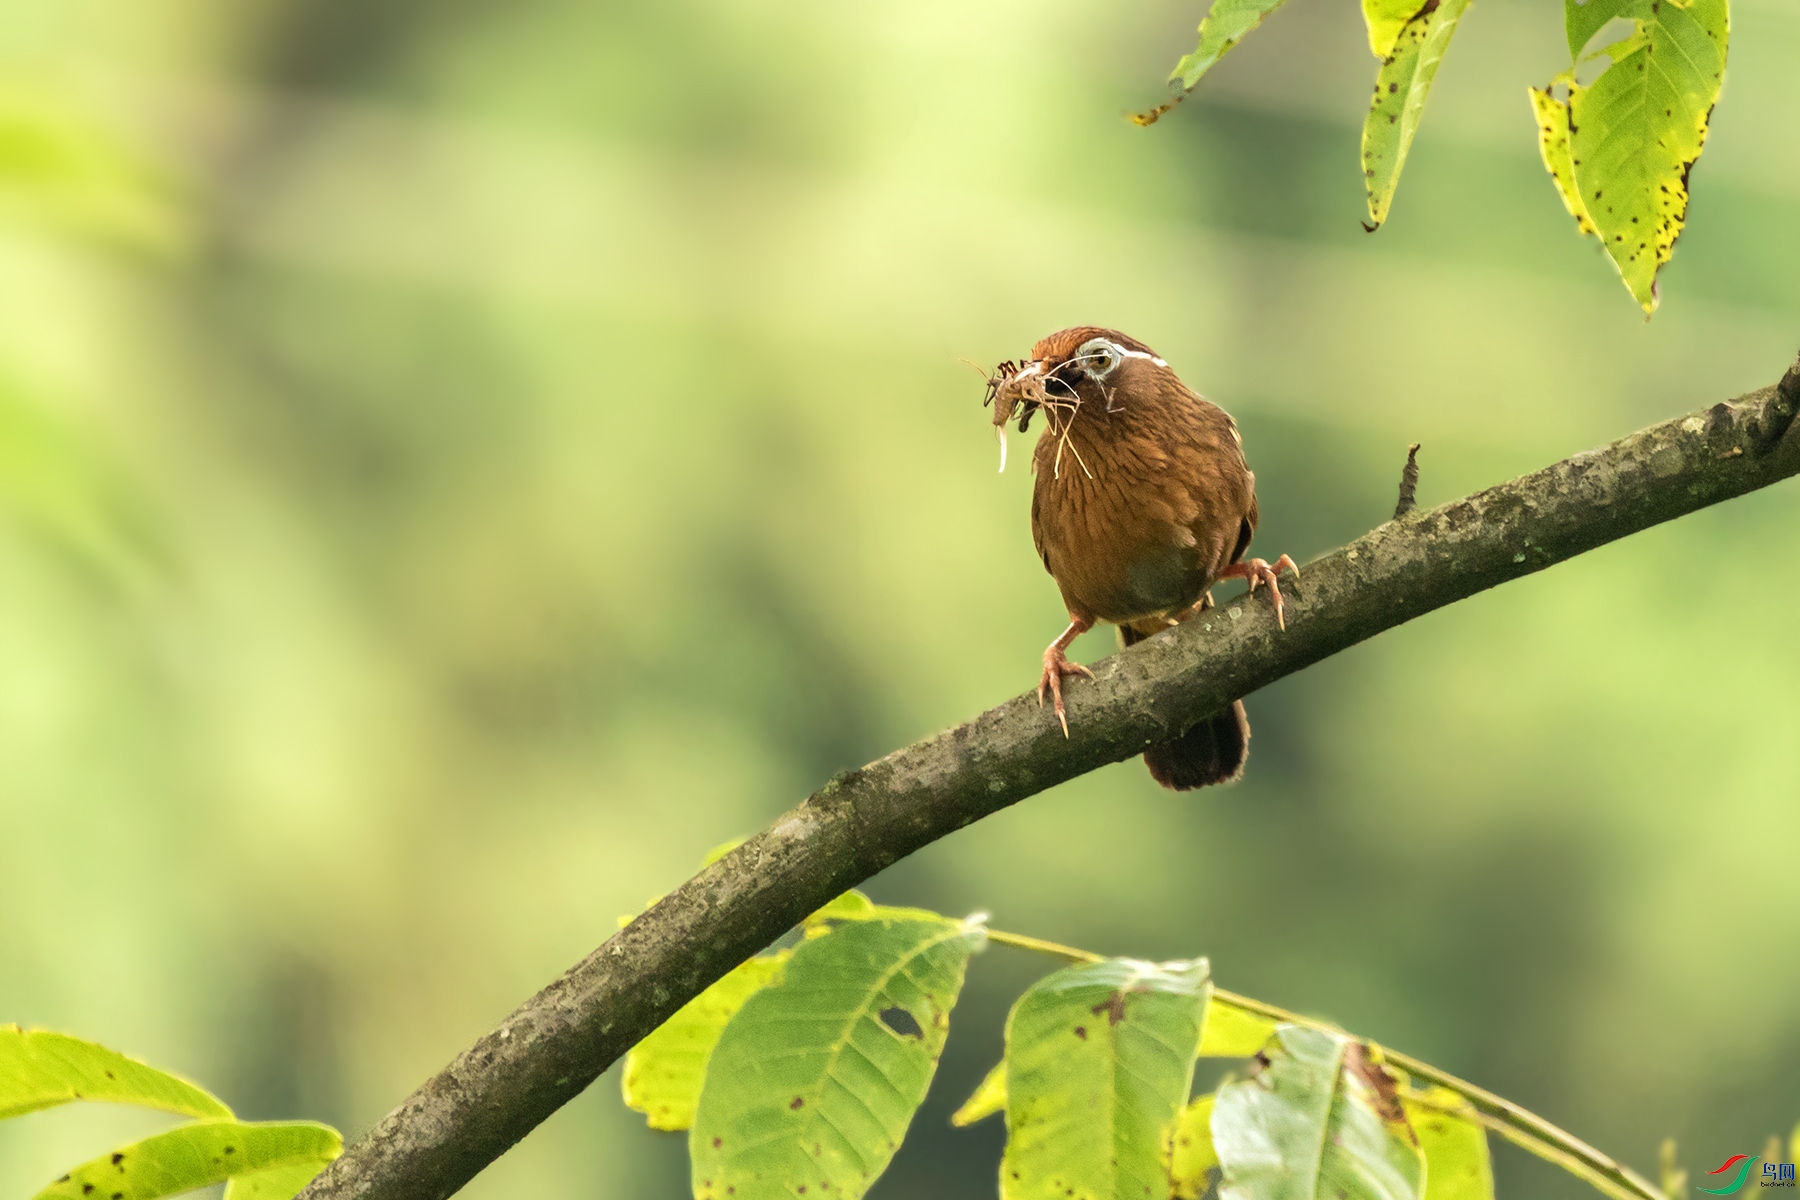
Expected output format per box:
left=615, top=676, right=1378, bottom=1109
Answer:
left=986, top=326, right=1294, bottom=789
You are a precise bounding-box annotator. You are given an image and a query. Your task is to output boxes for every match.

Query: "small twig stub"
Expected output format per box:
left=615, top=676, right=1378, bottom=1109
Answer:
left=1393, top=443, right=1422, bottom=519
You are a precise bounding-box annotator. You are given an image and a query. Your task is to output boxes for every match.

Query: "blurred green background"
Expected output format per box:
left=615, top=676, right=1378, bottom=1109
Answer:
left=2, top=0, right=1797, bottom=1196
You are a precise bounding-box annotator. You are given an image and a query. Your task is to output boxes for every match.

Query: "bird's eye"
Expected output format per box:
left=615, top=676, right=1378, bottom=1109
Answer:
left=1074, top=338, right=1120, bottom=379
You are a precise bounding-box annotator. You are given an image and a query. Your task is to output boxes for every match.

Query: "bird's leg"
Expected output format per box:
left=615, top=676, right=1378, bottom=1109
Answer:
left=1037, top=614, right=1096, bottom=737
left=1217, top=555, right=1300, bottom=631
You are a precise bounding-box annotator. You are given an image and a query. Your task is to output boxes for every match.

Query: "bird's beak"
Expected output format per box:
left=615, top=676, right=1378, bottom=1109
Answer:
left=989, top=360, right=1046, bottom=429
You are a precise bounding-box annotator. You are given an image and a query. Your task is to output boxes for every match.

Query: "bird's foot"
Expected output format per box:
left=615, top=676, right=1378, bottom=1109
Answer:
left=1220, top=554, right=1299, bottom=631
left=1037, top=644, right=1095, bottom=738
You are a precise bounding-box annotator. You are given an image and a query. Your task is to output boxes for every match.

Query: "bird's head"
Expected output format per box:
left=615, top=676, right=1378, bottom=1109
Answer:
left=984, top=326, right=1170, bottom=433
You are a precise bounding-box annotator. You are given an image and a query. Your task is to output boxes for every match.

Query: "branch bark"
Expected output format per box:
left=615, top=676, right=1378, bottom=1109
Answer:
left=301, top=361, right=1800, bottom=1200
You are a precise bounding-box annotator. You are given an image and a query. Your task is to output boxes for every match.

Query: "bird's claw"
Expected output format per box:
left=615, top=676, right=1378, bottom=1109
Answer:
left=1037, top=647, right=1095, bottom=738
left=1233, top=554, right=1299, bottom=631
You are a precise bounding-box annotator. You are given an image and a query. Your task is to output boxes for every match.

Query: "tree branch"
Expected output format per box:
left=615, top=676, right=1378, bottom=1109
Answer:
left=301, top=362, right=1800, bottom=1200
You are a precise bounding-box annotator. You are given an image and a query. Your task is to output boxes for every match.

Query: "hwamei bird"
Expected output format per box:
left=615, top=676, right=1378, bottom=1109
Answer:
left=985, top=326, right=1295, bottom=790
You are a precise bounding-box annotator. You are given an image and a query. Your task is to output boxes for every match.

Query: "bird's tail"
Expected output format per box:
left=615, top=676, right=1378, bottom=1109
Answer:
left=1119, top=622, right=1249, bottom=790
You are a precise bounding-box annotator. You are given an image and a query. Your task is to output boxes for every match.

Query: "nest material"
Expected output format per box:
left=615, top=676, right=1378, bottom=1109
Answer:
left=981, top=359, right=1091, bottom=480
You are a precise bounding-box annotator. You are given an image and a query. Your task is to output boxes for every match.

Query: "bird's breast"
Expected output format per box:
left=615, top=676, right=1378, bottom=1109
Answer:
left=1030, top=407, right=1251, bottom=623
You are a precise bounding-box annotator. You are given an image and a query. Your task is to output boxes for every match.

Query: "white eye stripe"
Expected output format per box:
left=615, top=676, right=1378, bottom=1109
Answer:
left=1115, top=347, right=1168, bottom=368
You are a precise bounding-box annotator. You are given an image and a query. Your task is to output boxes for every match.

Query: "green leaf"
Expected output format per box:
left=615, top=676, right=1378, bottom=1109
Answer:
left=1363, top=0, right=1431, bottom=59
left=222, top=1160, right=338, bottom=1200
left=1167, top=0, right=1293, bottom=90
left=950, top=1061, right=1005, bottom=1127
left=1171, top=1093, right=1221, bottom=1200
left=1214, top=1025, right=1425, bottom=1200
left=1361, top=0, right=1472, bottom=230
left=622, top=952, right=791, bottom=1131
left=689, top=913, right=982, bottom=1200
left=1566, top=0, right=1635, bottom=63
left=1402, top=1088, right=1493, bottom=1200
left=1528, top=84, right=1597, bottom=238
left=31, top=1120, right=341, bottom=1200
left=1000, top=958, right=1210, bottom=1200
left=0, top=1027, right=233, bottom=1122
left=1200, top=1000, right=1280, bottom=1057
left=1556, top=0, right=1728, bottom=312
left=803, top=888, right=878, bottom=932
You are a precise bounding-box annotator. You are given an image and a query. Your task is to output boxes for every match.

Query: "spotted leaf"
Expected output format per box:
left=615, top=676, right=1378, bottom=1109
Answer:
left=1213, top=1025, right=1425, bottom=1200
left=1528, top=84, right=1596, bottom=237
left=1363, top=0, right=1433, bottom=58
left=31, top=1120, right=340, bottom=1200
left=1362, top=0, right=1473, bottom=230
left=688, top=912, right=982, bottom=1200
left=1000, top=958, right=1210, bottom=1200
left=1550, top=0, right=1729, bottom=311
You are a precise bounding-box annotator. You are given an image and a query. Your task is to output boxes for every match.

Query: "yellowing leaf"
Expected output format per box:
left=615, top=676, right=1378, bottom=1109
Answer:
left=950, top=1060, right=1005, bottom=1127
left=0, top=1027, right=233, bottom=1122
left=1199, top=1000, right=1279, bottom=1057
left=1362, top=0, right=1472, bottom=230
left=690, top=914, right=981, bottom=1200
left=1170, top=1093, right=1221, bottom=1200
left=1403, top=1088, right=1493, bottom=1200
left=1363, top=0, right=1432, bottom=59
left=1001, top=958, right=1210, bottom=1200
left=1214, top=1026, right=1425, bottom=1200
left=1528, top=85, right=1595, bottom=237
left=621, top=952, right=789, bottom=1131
left=32, top=1120, right=341, bottom=1200
left=1555, top=0, right=1729, bottom=311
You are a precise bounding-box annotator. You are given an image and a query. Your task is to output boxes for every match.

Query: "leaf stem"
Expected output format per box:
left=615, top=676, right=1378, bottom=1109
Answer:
left=983, top=927, right=1664, bottom=1200
left=982, top=928, right=1102, bottom=962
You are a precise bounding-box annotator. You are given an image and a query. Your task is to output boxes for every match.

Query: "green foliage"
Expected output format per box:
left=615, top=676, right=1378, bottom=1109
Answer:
left=0, top=1027, right=232, bottom=1122
left=0, top=1028, right=341, bottom=1200
left=687, top=910, right=982, bottom=1200
left=1149, top=0, right=1732, bottom=308
left=622, top=952, right=791, bottom=1130
left=952, top=1061, right=1007, bottom=1128
left=1169, top=1094, right=1219, bottom=1200
left=1198, top=998, right=1278, bottom=1057
left=1000, top=959, right=1209, bottom=1200
left=31, top=1120, right=342, bottom=1200
left=1166, top=0, right=1292, bottom=91
left=1403, top=1090, right=1493, bottom=1200
left=1213, top=1026, right=1424, bottom=1200
left=620, top=903, right=1796, bottom=1200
